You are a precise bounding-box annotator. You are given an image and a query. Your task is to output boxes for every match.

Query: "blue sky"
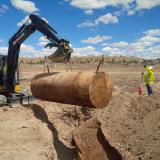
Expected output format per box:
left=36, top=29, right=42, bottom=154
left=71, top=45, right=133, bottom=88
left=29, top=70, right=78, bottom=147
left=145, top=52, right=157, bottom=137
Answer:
left=0, top=0, right=160, bottom=58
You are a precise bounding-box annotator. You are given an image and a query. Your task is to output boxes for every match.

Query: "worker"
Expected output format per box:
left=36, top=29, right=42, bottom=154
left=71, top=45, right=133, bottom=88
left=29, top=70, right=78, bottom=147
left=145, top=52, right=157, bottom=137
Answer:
left=142, top=64, right=154, bottom=95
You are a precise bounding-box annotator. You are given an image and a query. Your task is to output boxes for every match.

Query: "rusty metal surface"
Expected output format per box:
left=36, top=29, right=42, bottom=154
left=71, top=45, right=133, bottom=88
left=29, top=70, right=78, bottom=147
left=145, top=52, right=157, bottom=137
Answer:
left=31, top=72, right=112, bottom=108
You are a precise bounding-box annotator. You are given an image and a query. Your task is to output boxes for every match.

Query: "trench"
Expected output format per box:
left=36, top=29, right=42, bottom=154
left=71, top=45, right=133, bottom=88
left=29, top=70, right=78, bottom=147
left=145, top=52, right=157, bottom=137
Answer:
left=97, top=127, right=122, bottom=160
left=25, top=104, right=123, bottom=160
left=25, top=104, right=78, bottom=160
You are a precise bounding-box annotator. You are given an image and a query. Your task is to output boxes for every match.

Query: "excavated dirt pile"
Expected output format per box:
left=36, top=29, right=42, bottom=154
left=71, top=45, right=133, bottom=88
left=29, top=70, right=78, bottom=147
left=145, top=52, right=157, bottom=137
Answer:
left=0, top=94, right=160, bottom=160
left=96, top=93, right=160, bottom=160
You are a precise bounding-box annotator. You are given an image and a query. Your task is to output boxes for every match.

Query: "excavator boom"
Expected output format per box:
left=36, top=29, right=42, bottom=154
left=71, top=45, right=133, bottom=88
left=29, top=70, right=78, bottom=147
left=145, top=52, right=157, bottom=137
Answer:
left=6, top=14, right=72, bottom=93
left=0, top=14, right=72, bottom=106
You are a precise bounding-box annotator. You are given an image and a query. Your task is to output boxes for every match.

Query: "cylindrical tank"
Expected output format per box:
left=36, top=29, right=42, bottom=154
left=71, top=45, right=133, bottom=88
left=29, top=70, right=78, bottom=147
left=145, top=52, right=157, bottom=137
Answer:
left=31, top=71, right=112, bottom=108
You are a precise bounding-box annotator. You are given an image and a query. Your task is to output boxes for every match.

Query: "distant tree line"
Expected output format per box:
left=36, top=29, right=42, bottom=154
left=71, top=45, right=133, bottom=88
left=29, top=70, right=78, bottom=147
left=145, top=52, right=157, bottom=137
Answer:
left=19, top=56, right=160, bottom=65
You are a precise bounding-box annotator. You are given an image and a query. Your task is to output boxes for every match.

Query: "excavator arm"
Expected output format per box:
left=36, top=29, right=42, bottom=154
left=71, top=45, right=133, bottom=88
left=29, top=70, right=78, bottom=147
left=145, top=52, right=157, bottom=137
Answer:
left=6, top=14, right=73, bottom=93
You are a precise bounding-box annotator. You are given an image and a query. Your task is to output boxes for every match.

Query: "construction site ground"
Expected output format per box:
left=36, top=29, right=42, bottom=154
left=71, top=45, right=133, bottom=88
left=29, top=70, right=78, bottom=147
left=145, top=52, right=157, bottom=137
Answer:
left=0, top=63, right=160, bottom=160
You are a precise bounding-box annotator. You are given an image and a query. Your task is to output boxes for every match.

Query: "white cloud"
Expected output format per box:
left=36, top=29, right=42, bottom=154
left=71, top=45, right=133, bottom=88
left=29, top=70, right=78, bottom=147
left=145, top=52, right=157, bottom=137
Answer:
left=0, top=47, right=8, bottom=55
left=112, top=41, right=129, bottom=48
left=17, top=15, right=48, bottom=26
left=38, top=36, right=50, bottom=47
left=73, top=46, right=101, bottom=56
left=130, top=41, right=153, bottom=49
left=84, top=9, right=94, bottom=15
left=17, top=15, right=30, bottom=26
left=21, top=44, right=35, bottom=54
left=81, top=35, right=111, bottom=44
left=127, top=28, right=160, bottom=51
left=128, top=42, right=145, bottom=53
left=78, top=13, right=118, bottom=28
left=0, top=39, right=4, bottom=43
left=102, top=41, right=129, bottom=48
left=22, top=44, right=57, bottom=57
left=65, top=0, right=160, bottom=16
left=1, top=4, right=9, bottom=10
left=127, top=1, right=160, bottom=15
left=101, top=28, right=160, bottom=59
left=144, top=28, right=160, bottom=36
left=77, top=20, right=96, bottom=28
left=39, top=36, right=47, bottom=42
left=11, top=0, right=39, bottom=13
left=136, top=0, right=160, bottom=10
left=102, top=47, right=126, bottom=56
left=147, top=45, right=160, bottom=58
left=0, top=4, right=9, bottom=15
left=66, top=0, right=134, bottom=9
left=17, top=28, right=160, bottom=59
left=20, top=44, right=57, bottom=57
left=0, top=43, right=58, bottom=58
left=127, top=9, right=136, bottom=15
left=139, top=36, right=160, bottom=43
left=95, top=13, right=118, bottom=24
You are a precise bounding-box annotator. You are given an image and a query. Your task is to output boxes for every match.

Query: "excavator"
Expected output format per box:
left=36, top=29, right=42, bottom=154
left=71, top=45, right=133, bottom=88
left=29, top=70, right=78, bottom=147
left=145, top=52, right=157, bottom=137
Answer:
left=0, top=14, right=73, bottom=105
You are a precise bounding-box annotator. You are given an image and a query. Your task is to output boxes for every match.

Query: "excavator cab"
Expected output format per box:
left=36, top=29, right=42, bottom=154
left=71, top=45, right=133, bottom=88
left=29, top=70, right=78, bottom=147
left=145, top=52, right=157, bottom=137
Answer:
left=0, top=54, right=20, bottom=93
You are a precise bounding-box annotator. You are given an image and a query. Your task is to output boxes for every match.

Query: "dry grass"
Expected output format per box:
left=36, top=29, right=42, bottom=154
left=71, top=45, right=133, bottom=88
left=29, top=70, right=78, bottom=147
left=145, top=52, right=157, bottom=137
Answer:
left=19, top=56, right=160, bottom=66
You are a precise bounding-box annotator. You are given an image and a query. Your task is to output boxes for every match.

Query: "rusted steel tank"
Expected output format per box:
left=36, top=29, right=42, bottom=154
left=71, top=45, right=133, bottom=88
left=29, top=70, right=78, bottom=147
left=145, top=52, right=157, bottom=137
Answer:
left=31, top=71, right=113, bottom=108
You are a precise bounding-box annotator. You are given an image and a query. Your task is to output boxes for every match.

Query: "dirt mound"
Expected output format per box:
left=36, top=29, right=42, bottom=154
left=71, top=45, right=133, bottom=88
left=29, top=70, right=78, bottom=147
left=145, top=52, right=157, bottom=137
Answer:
left=97, top=93, right=160, bottom=160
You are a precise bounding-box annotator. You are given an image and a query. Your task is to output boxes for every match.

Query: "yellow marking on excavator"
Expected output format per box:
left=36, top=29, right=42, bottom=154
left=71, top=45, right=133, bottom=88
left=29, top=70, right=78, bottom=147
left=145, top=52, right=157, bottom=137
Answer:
left=15, top=85, right=20, bottom=92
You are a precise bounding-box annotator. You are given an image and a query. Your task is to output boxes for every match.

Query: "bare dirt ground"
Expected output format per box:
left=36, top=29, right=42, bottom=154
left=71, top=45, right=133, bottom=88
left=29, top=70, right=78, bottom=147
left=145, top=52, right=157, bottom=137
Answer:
left=0, top=63, right=160, bottom=160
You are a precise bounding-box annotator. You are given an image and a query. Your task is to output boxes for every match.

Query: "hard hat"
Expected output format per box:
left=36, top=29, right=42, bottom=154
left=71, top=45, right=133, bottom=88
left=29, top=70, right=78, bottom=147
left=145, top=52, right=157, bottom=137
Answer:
left=148, top=66, right=153, bottom=70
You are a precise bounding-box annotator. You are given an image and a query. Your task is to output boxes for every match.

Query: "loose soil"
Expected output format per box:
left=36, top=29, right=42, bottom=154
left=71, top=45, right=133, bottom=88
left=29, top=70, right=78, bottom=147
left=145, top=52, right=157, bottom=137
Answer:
left=0, top=64, right=159, bottom=160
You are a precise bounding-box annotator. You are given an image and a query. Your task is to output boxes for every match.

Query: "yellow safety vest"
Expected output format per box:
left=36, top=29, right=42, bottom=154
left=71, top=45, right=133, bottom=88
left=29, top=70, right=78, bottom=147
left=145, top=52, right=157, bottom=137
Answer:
left=143, top=66, right=154, bottom=85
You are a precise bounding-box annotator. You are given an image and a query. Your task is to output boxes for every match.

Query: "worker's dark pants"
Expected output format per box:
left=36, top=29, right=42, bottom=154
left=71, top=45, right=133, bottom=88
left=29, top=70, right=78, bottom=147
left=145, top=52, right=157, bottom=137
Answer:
left=146, top=84, right=153, bottom=95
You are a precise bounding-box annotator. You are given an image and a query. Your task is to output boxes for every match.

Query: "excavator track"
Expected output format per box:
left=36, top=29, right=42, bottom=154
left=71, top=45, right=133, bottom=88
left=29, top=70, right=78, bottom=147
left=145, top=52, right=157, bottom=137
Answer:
left=0, top=93, right=37, bottom=107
